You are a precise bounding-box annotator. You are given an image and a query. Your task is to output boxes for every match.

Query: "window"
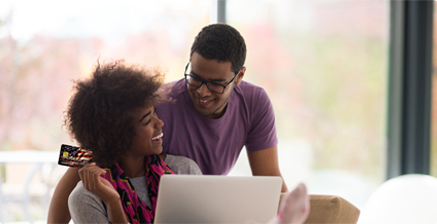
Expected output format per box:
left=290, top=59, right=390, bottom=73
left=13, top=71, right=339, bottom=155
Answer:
left=0, top=0, right=211, bottom=153
left=0, top=0, right=212, bottom=222
left=226, top=0, right=389, bottom=209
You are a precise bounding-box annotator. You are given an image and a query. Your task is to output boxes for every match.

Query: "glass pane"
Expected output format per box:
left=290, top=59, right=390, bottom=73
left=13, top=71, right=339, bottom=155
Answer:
left=0, top=0, right=211, bottom=222
left=0, top=0, right=211, bottom=152
left=227, top=0, right=389, bottom=209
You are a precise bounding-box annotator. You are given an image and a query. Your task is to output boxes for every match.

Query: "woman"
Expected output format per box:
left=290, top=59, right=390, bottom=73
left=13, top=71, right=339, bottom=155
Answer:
left=65, top=60, right=201, bottom=223
left=64, top=60, right=309, bottom=224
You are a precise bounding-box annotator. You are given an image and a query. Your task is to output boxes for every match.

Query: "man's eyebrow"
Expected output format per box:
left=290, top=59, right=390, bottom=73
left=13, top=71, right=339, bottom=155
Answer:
left=190, top=71, right=227, bottom=82
left=139, top=111, right=152, bottom=122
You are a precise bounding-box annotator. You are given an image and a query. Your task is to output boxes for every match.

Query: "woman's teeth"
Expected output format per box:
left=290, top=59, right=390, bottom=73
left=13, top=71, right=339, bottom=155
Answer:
left=152, top=133, right=163, bottom=140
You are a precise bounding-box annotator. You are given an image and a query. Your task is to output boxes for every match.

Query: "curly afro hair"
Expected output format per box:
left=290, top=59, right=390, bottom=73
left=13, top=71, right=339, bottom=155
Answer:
left=190, top=23, right=246, bottom=74
left=64, top=60, right=165, bottom=167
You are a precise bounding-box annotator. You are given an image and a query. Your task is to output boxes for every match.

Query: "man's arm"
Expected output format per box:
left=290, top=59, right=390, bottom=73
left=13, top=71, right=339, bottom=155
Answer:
left=47, top=167, right=81, bottom=224
left=247, top=145, right=288, bottom=192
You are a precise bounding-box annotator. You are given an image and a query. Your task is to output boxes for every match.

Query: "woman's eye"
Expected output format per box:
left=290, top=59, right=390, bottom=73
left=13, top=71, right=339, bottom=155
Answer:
left=144, top=119, right=152, bottom=125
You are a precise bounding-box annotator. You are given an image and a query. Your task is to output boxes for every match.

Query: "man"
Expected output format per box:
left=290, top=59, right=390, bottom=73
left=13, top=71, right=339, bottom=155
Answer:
left=48, top=23, right=288, bottom=223
left=158, top=24, right=287, bottom=187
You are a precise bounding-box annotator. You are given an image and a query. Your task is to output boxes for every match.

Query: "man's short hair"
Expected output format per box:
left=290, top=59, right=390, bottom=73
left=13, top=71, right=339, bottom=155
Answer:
left=190, top=23, right=246, bottom=74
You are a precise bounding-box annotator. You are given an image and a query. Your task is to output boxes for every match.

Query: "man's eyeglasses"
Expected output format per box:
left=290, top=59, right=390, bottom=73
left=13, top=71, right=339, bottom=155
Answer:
left=184, top=62, right=241, bottom=94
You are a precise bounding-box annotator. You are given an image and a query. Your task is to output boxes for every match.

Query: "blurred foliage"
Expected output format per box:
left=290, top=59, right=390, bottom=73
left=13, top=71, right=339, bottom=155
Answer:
left=0, top=2, right=209, bottom=153
left=0, top=30, right=87, bottom=151
left=0, top=1, right=391, bottom=182
left=0, top=1, right=395, bottom=220
left=231, top=0, right=388, bottom=183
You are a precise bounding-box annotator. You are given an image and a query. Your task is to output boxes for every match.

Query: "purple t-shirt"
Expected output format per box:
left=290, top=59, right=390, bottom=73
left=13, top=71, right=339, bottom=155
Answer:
left=157, top=78, right=278, bottom=175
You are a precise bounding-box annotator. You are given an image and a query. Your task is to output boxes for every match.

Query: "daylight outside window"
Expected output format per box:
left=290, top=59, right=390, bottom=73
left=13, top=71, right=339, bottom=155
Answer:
left=0, top=0, right=211, bottom=222
left=0, top=0, right=389, bottom=222
left=227, top=0, right=389, bottom=210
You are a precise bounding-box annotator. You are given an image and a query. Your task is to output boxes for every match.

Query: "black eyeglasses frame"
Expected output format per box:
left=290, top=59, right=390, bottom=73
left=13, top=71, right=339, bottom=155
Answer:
left=183, top=62, right=242, bottom=94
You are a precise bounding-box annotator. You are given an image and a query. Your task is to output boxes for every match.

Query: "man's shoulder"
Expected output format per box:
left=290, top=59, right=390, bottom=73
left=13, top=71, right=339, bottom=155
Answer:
left=157, top=79, right=188, bottom=114
left=234, top=80, right=271, bottom=103
left=161, top=78, right=186, bottom=98
left=158, top=79, right=186, bottom=109
left=238, top=80, right=262, bottom=89
left=236, top=80, right=267, bottom=95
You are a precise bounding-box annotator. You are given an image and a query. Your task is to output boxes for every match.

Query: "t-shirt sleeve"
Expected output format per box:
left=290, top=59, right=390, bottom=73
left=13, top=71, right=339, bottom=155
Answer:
left=68, top=181, right=110, bottom=223
left=245, top=87, right=278, bottom=152
left=165, top=155, right=203, bottom=175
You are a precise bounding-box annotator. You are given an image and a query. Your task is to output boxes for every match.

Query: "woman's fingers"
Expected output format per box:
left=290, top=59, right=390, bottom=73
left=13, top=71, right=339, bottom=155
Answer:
left=77, top=162, right=119, bottom=204
left=93, top=168, right=103, bottom=190
left=78, top=163, right=106, bottom=191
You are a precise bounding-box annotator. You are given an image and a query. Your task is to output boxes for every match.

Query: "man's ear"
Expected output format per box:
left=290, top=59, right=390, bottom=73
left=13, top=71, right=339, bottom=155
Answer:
left=235, top=66, right=246, bottom=85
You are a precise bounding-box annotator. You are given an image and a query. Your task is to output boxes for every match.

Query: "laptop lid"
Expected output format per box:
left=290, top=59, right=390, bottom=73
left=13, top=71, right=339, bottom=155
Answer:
left=154, top=175, right=282, bottom=224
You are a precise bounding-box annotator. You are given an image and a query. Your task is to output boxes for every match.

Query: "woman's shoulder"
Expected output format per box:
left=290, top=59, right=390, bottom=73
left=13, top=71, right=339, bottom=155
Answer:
left=69, top=181, right=103, bottom=206
left=68, top=181, right=108, bottom=222
left=164, top=154, right=203, bottom=175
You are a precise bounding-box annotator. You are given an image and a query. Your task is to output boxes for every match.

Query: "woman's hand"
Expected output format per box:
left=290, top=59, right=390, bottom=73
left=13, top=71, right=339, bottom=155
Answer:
left=78, top=163, right=119, bottom=204
left=79, top=163, right=129, bottom=223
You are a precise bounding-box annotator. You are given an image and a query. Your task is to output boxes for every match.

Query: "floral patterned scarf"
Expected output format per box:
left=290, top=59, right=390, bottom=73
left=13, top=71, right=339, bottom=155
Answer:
left=101, top=155, right=174, bottom=224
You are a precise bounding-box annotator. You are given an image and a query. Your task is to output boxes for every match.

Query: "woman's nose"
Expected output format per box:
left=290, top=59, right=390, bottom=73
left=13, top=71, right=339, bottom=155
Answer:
left=155, top=116, right=164, bottom=129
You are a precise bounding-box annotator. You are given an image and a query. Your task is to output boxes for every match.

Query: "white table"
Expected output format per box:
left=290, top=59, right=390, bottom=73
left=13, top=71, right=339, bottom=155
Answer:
left=0, top=150, right=59, bottom=163
left=0, top=150, right=60, bottom=223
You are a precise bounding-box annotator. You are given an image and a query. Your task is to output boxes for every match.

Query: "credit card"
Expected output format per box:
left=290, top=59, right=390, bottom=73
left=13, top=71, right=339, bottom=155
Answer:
left=58, top=144, right=93, bottom=168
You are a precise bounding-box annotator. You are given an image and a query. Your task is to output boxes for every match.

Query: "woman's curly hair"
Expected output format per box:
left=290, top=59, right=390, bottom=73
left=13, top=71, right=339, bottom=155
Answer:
left=64, top=60, right=165, bottom=167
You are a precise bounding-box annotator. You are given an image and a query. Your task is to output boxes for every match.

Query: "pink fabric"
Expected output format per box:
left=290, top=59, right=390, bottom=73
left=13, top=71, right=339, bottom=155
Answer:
left=102, top=155, right=174, bottom=223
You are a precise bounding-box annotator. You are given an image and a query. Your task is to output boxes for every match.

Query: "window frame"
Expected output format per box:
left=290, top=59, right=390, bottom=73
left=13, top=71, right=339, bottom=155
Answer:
left=387, top=0, right=433, bottom=179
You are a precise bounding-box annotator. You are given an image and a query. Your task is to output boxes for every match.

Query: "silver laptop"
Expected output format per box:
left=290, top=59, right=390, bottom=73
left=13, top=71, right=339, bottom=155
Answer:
left=154, top=175, right=282, bottom=224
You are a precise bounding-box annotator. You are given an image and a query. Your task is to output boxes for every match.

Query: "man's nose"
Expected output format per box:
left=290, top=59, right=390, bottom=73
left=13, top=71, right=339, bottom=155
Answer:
left=196, top=83, right=211, bottom=97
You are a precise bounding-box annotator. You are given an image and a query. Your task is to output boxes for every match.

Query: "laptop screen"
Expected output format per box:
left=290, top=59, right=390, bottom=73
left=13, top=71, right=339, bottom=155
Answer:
left=154, top=175, right=282, bottom=223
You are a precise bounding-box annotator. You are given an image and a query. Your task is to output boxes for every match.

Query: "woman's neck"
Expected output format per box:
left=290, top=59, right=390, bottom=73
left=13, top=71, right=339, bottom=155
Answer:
left=118, top=156, right=146, bottom=178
